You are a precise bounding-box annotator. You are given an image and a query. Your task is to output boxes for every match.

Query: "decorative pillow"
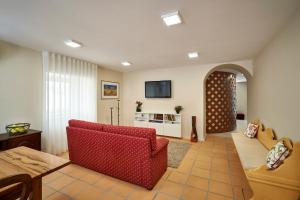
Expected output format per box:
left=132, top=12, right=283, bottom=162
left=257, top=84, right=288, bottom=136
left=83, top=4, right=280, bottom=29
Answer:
left=244, top=123, right=259, bottom=138
left=266, top=141, right=290, bottom=169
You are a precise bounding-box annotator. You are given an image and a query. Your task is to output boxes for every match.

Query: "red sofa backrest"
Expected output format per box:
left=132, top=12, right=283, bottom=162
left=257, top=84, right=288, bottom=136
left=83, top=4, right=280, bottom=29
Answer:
left=69, top=119, right=104, bottom=131
left=102, top=125, right=157, bottom=151
left=68, top=120, right=157, bottom=151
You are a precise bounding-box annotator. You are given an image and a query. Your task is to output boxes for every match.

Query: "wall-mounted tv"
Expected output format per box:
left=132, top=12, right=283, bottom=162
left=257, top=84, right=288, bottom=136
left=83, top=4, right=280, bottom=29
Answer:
left=145, top=80, right=171, bottom=98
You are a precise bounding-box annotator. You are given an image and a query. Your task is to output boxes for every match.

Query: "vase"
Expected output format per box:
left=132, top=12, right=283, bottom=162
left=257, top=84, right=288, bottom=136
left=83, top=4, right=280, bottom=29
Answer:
left=136, top=107, right=141, bottom=112
left=191, top=116, right=198, bottom=142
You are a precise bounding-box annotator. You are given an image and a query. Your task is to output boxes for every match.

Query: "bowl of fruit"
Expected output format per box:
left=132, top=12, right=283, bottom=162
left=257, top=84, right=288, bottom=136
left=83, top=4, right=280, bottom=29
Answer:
left=6, top=123, right=30, bottom=135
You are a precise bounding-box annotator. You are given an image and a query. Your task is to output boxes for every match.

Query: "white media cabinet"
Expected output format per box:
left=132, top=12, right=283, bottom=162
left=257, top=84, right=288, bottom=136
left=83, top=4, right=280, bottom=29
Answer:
left=133, top=112, right=182, bottom=138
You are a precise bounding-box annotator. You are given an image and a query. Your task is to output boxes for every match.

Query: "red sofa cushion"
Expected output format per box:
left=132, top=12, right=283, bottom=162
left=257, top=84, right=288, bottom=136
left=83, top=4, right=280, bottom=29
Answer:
left=102, top=124, right=157, bottom=151
left=69, top=119, right=104, bottom=132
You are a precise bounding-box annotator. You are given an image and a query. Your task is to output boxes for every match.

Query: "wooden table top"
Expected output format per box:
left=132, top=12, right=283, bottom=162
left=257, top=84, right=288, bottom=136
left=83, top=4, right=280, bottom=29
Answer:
left=0, top=146, right=70, bottom=180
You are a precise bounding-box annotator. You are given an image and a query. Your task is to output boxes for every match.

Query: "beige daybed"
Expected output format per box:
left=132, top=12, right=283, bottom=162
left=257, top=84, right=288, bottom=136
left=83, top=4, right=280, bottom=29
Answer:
left=231, top=120, right=300, bottom=200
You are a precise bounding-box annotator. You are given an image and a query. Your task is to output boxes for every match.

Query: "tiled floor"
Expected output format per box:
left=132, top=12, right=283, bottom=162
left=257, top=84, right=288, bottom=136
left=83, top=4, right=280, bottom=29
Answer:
left=42, top=135, right=253, bottom=200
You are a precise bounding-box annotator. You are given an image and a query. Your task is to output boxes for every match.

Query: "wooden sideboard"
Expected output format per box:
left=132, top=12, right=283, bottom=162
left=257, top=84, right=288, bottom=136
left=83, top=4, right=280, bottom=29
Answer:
left=0, top=129, right=41, bottom=151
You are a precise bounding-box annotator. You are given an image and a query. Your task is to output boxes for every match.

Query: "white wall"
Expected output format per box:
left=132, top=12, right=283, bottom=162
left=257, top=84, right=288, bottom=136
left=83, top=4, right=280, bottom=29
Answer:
left=0, top=39, right=254, bottom=142
left=0, top=40, right=43, bottom=132
left=123, top=60, right=253, bottom=140
left=98, top=67, right=123, bottom=125
left=236, top=82, right=247, bottom=119
left=248, top=10, right=300, bottom=141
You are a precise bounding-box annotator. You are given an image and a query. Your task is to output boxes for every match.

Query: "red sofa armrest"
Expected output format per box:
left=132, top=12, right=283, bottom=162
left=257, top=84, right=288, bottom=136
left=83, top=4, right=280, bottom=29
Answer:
left=152, top=138, right=169, bottom=157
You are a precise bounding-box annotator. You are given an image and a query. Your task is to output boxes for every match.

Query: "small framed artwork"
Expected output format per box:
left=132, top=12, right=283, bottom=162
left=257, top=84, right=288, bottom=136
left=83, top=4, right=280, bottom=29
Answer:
left=101, top=81, right=119, bottom=99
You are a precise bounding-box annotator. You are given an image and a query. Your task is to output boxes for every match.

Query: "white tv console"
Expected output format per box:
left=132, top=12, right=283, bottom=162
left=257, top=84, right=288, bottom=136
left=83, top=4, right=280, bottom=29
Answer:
left=133, top=112, right=182, bottom=138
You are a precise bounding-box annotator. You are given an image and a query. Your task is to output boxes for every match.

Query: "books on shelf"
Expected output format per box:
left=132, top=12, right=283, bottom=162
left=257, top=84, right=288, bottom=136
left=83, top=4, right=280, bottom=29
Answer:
left=153, top=114, right=163, bottom=121
left=165, top=114, right=176, bottom=121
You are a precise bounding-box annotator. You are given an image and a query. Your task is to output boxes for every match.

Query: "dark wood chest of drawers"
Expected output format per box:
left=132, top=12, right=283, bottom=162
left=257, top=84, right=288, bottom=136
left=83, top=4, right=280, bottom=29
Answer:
left=0, top=129, right=41, bottom=151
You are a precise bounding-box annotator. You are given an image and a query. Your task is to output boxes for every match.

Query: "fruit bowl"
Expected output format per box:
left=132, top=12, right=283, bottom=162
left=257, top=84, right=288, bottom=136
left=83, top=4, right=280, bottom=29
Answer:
left=6, top=123, right=30, bottom=135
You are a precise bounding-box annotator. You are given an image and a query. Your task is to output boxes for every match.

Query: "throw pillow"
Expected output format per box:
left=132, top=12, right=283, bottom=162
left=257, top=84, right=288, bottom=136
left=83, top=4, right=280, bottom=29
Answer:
left=244, top=123, right=259, bottom=138
left=266, top=141, right=290, bottom=170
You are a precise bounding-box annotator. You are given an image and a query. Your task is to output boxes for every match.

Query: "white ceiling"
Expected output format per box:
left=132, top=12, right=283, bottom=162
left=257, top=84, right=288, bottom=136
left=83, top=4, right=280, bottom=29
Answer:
left=0, top=0, right=299, bottom=72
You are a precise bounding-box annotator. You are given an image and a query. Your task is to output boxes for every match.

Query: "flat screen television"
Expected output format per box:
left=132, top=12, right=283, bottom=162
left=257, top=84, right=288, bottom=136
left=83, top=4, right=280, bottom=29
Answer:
left=145, top=80, right=171, bottom=98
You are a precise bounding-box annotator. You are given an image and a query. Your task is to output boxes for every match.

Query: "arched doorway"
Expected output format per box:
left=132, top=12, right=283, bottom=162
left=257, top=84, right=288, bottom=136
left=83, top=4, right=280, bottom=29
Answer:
left=203, top=64, right=252, bottom=136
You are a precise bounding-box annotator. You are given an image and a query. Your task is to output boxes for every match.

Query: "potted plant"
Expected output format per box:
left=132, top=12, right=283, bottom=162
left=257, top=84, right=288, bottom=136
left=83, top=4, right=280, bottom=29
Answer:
left=174, top=106, right=183, bottom=114
left=136, top=101, right=143, bottom=112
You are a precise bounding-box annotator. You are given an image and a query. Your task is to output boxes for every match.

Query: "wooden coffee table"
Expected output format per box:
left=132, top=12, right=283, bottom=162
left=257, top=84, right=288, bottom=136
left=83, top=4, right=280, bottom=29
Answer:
left=0, top=146, right=70, bottom=200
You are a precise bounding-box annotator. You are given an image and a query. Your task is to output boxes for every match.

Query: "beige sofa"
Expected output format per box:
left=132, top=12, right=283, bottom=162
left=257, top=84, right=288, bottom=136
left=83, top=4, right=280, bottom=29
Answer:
left=231, top=120, right=300, bottom=200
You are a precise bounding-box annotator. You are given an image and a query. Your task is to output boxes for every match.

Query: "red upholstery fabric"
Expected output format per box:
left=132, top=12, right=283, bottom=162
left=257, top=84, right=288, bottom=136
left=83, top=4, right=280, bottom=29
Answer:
left=150, top=138, right=169, bottom=185
left=152, top=138, right=169, bottom=157
left=102, top=125, right=157, bottom=151
left=69, top=119, right=104, bottom=132
left=66, top=121, right=168, bottom=189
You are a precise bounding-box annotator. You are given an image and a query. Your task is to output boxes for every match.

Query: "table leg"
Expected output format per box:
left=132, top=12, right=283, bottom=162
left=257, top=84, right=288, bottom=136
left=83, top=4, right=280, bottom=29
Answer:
left=31, top=178, right=42, bottom=200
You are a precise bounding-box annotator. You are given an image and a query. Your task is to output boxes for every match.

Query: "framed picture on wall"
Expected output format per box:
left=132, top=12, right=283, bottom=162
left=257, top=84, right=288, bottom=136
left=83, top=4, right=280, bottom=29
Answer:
left=101, top=81, right=120, bottom=99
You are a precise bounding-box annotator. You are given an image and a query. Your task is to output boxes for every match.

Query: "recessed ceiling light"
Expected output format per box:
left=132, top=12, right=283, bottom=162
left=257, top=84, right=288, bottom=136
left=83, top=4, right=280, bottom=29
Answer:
left=64, top=39, right=82, bottom=48
left=161, top=11, right=182, bottom=26
left=188, top=52, right=199, bottom=59
left=121, top=61, right=131, bottom=66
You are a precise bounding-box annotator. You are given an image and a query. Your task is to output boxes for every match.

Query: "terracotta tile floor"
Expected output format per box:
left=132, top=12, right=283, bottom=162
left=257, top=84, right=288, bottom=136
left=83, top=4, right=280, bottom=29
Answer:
left=42, top=135, right=253, bottom=200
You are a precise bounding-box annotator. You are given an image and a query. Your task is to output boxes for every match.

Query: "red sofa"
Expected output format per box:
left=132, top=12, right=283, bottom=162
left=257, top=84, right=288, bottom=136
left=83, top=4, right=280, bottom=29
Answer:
left=66, top=120, right=169, bottom=189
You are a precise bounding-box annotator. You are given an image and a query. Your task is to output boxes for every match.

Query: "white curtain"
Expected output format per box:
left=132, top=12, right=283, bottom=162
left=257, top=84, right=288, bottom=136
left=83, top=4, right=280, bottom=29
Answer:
left=42, top=51, right=97, bottom=155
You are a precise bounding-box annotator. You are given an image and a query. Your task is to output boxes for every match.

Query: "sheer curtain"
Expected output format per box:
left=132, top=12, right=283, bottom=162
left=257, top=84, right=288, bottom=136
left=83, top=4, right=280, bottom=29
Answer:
left=42, top=51, right=97, bottom=154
